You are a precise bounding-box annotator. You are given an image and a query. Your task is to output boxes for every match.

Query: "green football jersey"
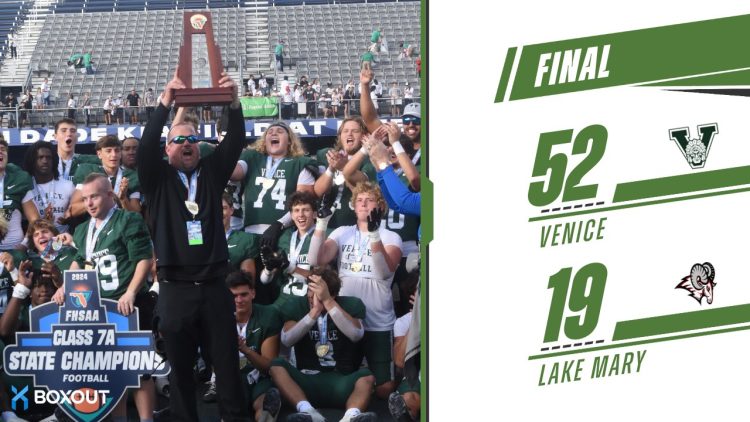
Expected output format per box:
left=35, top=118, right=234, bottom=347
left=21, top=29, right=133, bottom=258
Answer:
left=240, top=304, right=282, bottom=376
left=314, top=148, right=377, bottom=229
left=73, top=164, right=141, bottom=199
left=279, top=295, right=366, bottom=374
left=72, top=209, right=152, bottom=299
left=59, top=154, right=101, bottom=181
left=273, top=228, right=314, bottom=307
left=241, top=149, right=314, bottom=228
left=227, top=230, right=260, bottom=270
left=0, top=164, right=34, bottom=249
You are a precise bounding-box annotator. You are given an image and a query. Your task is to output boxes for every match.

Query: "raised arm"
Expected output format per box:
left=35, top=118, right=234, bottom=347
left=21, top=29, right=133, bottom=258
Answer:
left=358, top=67, right=382, bottom=133
left=138, top=67, right=184, bottom=192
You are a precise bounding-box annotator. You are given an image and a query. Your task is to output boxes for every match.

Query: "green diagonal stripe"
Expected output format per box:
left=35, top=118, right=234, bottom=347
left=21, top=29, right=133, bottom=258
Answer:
left=499, top=14, right=750, bottom=101
left=495, top=47, right=517, bottom=102
left=612, top=303, right=750, bottom=341
left=612, top=165, right=750, bottom=203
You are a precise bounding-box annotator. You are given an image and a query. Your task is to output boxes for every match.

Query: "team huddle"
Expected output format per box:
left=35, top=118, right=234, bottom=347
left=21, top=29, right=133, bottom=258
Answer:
left=0, top=67, right=422, bottom=422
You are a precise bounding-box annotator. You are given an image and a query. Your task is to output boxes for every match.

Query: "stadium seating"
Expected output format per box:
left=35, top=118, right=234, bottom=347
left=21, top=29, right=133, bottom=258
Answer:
left=30, top=8, right=246, bottom=106
left=268, top=2, right=420, bottom=95
left=1, top=0, right=419, bottom=114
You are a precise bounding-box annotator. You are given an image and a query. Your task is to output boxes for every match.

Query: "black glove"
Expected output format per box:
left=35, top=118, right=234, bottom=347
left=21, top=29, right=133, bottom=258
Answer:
left=367, top=207, right=383, bottom=232
left=261, top=246, right=289, bottom=272
left=261, top=221, right=284, bottom=250
left=317, top=190, right=336, bottom=219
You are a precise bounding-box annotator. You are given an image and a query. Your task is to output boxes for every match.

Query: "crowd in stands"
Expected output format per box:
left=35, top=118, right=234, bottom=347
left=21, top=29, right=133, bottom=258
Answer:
left=0, top=59, right=423, bottom=421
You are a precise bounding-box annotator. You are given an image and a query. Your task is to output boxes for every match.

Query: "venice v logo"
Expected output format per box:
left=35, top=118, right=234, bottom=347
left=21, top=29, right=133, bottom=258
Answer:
left=668, top=123, right=718, bottom=169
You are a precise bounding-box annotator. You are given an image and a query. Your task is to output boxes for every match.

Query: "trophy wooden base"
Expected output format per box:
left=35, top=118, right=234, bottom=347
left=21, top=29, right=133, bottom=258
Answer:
left=174, top=87, right=234, bottom=107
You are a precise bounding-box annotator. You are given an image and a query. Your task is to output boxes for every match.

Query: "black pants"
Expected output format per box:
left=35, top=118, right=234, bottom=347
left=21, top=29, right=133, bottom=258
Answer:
left=158, top=278, right=250, bottom=422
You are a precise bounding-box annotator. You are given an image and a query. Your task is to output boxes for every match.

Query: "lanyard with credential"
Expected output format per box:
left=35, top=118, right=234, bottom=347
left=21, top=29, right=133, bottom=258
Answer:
left=178, top=169, right=200, bottom=219
left=85, top=207, right=116, bottom=262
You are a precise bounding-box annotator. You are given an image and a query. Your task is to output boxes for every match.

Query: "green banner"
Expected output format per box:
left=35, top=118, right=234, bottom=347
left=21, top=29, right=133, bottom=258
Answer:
left=496, top=14, right=750, bottom=102
left=240, top=96, right=278, bottom=117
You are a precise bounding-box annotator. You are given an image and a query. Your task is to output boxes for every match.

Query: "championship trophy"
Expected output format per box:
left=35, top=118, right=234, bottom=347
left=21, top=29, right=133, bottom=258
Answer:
left=173, top=11, right=233, bottom=106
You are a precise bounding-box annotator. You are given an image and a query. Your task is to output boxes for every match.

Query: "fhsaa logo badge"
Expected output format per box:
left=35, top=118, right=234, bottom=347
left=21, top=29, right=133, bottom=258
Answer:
left=668, top=123, right=718, bottom=169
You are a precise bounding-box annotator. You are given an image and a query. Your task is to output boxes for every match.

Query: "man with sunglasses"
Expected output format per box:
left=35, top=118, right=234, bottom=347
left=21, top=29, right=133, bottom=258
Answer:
left=358, top=68, right=421, bottom=192
left=138, top=68, right=251, bottom=422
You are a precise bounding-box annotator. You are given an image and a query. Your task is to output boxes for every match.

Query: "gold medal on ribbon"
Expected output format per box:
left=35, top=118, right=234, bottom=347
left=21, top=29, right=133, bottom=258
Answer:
left=185, top=201, right=199, bottom=218
left=51, top=238, right=63, bottom=251
left=351, top=262, right=363, bottom=272
left=316, top=342, right=330, bottom=358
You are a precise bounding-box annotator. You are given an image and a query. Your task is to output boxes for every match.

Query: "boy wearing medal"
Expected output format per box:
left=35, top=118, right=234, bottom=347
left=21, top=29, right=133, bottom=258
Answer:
left=53, top=118, right=101, bottom=183
left=233, top=121, right=315, bottom=243
left=226, top=271, right=282, bottom=422
left=308, top=181, right=402, bottom=400
left=69, top=135, right=142, bottom=217
left=312, top=117, right=375, bottom=230
left=259, top=191, right=328, bottom=310
left=52, top=173, right=155, bottom=421
left=270, top=267, right=377, bottom=422
left=22, top=141, right=76, bottom=234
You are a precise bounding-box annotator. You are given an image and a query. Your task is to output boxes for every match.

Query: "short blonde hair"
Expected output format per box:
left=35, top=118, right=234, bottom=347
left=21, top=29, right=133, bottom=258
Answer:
left=350, top=181, right=387, bottom=213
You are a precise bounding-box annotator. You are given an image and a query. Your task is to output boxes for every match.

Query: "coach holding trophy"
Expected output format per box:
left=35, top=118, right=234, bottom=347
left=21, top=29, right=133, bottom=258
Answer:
left=137, top=63, right=250, bottom=421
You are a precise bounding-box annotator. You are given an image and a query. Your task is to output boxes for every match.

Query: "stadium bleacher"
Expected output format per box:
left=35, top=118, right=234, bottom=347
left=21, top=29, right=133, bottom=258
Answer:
left=0, top=0, right=27, bottom=60
left=2, top=0, right=419, bottom=113
left=268, top=2, right=420, bottom=94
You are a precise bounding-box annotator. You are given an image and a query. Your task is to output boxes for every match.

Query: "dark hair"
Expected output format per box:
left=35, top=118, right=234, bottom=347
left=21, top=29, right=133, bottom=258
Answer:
left=54, top=118, right=76, bottom=132
left=23, top=140, right=60, bottom=179
left=226, top=270, right=255, bottom=290
left=286, top=191, right=317, bottom=212
left=95, top=134, right=122, bottom=151
left=221, top=192, right=233, bottom=207
left=311, top=266, right=341, bottom=297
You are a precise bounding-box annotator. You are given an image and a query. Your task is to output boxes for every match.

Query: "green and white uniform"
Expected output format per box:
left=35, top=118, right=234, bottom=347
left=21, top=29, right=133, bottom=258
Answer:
left=73, top=164, right=141, bottom=203
left=1, top=163, right=33, bottom=250
left=271, top=227, right=325, bottom=310
left=239, top=303, right=282, bottom=402
left=240, top=149, right=315, bottom=234
left=226, top=229, right=260, bottom=270
left=271, top=295, right=372, bottom=408
left=315, top=148, right=376, bottom=230
left=72, top=209, right=152, bottom=299
left=58, top=153, right=100, bottom=182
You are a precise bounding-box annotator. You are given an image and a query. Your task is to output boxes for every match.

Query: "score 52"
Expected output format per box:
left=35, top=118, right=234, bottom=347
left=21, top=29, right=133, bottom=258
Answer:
left=528, top=124, right=608, bottom=207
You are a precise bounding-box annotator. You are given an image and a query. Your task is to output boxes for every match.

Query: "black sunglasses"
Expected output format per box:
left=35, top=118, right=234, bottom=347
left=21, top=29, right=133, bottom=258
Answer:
left=403, top=117, right=421, bottom=125
left=170, top=135, right=200, bottom=145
